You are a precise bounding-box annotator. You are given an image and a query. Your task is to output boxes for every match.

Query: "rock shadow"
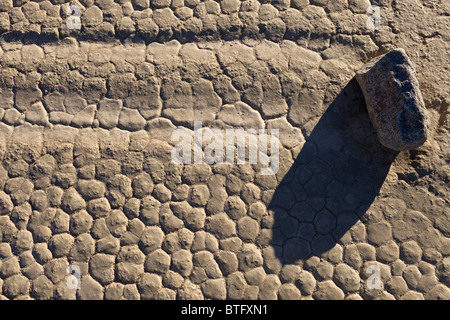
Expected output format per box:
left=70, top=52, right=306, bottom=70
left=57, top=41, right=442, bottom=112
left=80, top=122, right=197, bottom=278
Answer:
left=269, top=78, right=399, bottom=265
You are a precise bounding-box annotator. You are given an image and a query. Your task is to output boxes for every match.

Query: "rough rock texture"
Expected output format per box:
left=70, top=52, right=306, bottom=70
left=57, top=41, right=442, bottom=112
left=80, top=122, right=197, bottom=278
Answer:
left=356, top=48, right=430, bottom=151
left=0, top=0, right=449, bottom=301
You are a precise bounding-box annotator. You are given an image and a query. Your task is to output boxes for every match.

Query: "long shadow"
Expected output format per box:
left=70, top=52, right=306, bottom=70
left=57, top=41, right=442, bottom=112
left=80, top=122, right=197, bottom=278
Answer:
left=269, top=78, right=399, bottom=265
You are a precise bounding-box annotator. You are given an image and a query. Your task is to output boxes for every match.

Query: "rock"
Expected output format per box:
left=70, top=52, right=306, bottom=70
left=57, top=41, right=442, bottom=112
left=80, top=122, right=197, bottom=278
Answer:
left=356, top=48, right=430, bottom=151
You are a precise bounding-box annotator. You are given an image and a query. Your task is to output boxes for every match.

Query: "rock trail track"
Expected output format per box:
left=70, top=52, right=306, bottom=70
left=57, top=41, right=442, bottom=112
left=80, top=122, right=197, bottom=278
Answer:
left=0, top=0, right=449, bottom=300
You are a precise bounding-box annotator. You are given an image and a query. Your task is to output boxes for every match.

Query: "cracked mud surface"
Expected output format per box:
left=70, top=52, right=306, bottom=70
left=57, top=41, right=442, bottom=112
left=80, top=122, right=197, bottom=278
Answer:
left=0, top=0, right=449, bottom=300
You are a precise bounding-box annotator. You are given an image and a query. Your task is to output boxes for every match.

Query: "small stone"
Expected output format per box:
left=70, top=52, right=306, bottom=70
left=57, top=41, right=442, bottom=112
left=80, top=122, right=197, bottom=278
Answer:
left=163, top=270, right=184, bottom=290
left=134, top=0, right=150, bottom=9
left=279, top=265, right=301, bottom=283
left=12, top=230, right=33, bottom=253
left=278, top=283, right=301, bottom=300
left=32, top=243, right=52, bottom=265
left=237, top=217, right=260, bottom=242
left=424, top=284, right=450, bottom=300
left=356, top=49, right=430, bottom=151
left=0, top=0, right=13, bottom=12
left=178, top=208, right=202, bottom=232
left=226, top=272, right=247, bottom=299
left=97, top=99, right=122, bottom=129
left=116, top=262, right=144, bottom=284
left=152, top=183, right=171, bottom=203
left=259, top=274, right=281, bottom=300
left=437, top=257, right=450, bottom=286
left=92, top=218, right=111, bottom=240
left=156, top=204, right=179, bottom=231
left=136, top=18, right=159, bottom=41
left=0, top=256, right=20, bottom=278
left=44, top=258, right=69, bottom=284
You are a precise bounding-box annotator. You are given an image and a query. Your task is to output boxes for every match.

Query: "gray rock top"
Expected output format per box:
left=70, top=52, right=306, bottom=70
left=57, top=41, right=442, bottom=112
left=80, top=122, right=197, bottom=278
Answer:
left=356, top=48, right=430, bottom=151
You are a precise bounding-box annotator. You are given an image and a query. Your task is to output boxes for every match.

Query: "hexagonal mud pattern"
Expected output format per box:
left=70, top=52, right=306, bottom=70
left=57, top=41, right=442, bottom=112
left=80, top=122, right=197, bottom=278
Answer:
left=0, top=0, right=449, bottom=300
